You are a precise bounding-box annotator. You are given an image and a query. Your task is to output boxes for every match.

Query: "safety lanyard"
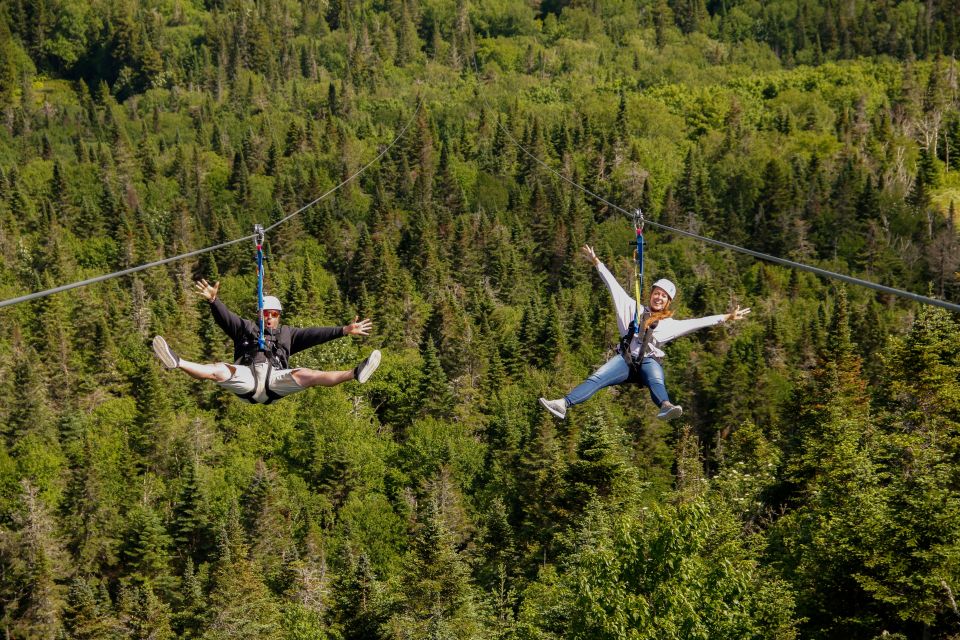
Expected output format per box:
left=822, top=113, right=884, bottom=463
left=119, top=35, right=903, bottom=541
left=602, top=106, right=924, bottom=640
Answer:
left=632, top=210, right=645, bottom=330
left=254, top=224, right=265, bottom=350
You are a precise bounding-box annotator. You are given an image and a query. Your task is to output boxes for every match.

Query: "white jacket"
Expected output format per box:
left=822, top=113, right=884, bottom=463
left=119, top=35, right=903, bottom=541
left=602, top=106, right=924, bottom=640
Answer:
left=596, top=262, right=726, bottom=360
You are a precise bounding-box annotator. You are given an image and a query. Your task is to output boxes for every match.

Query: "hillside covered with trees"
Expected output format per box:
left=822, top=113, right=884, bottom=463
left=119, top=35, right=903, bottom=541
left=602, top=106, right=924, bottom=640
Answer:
left=1, top=0, right=960, bottom=637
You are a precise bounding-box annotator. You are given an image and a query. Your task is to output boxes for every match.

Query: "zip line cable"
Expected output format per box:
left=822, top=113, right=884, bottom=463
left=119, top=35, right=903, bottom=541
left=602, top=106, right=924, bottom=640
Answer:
left=264, top=97, right=422, bottom=234
left=0, top=98, right=423, bottom=310
left=467, top=45, right=960, bottom=314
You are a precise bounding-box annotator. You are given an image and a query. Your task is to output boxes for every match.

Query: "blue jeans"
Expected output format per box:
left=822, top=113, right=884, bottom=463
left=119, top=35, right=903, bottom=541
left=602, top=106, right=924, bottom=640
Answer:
left=564, top=355, right=670, bottom=408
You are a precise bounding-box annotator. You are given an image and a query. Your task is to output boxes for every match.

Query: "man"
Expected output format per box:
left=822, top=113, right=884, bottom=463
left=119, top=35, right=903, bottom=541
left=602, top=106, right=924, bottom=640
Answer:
left=152, top=278, right=381, bottom=404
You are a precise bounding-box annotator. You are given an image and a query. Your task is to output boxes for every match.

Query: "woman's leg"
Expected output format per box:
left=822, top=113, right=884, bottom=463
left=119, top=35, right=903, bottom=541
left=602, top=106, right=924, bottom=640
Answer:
left=564, top=355, right=632, bottom=407
left=639, top=357, right=670, bottom=407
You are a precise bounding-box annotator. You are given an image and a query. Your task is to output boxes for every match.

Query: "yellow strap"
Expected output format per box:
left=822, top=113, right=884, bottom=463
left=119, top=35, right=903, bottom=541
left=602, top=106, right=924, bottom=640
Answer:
left=633, top=249, right=642, bottom=324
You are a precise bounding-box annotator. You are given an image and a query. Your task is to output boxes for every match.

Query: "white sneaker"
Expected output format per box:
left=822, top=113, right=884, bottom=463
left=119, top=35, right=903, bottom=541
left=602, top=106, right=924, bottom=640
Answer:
left=355, top=349, right=381, bottom=383
left=656, top=402, right=683, bottom=420
left=152, top=335, right=180, bottom=369
left=539, top=397, right=567, bottom=420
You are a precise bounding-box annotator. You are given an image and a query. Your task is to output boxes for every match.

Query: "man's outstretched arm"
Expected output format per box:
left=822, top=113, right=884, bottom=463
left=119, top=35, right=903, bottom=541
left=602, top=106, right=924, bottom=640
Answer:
left=195, top=279, right=251, bottom=341
left=289, top=316, right=373, bottom=355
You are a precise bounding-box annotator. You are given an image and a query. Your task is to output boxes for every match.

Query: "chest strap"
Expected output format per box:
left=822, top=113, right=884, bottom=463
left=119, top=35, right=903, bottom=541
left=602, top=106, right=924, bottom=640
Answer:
left=619, top=311, right=659, bottom=370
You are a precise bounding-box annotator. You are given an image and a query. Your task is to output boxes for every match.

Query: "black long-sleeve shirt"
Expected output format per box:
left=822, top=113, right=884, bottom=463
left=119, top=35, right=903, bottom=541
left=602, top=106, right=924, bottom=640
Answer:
left=209, top=298, right=345, bottom=368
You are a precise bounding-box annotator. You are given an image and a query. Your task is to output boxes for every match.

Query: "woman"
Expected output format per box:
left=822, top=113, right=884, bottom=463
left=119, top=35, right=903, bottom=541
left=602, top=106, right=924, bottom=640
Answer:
left=539, top=245, right=749, bottom=420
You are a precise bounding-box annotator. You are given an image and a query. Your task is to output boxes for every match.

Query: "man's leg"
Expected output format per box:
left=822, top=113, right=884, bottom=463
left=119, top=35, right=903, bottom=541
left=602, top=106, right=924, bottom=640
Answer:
left=290, top=368, right=354, bottom=388
left=153, top=335, right=234, bottom=382
left=290, top=349, right=382, bottom=388
left=178, top=360, right=235, bottom=382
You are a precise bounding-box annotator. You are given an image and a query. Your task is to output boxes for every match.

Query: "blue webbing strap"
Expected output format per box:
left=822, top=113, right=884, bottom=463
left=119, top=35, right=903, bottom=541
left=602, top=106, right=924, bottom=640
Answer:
left=254, top=224, right=265, bottom=350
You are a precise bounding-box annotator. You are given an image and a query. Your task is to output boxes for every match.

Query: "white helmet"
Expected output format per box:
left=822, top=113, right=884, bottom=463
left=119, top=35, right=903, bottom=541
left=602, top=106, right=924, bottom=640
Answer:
left=651, top=279, right=677, bottom=300
left=262, top=295, right=283, bottom=312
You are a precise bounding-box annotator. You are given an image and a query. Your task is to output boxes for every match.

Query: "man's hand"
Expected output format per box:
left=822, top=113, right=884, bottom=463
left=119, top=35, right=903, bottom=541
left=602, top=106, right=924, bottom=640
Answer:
left=726, top=305, right=751, bottom=322
left=344, top=316, right=373, bottom=336
left=581, top=244, right=600, bottom=266
left=194, top=279, right=220, bottom=302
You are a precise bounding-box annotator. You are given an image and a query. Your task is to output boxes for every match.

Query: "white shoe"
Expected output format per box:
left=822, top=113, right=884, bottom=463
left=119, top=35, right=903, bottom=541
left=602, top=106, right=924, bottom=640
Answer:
left=656, top=402, right=683, bottom=420
left=355, top=349, right=381, bottom=383
left=152, top=335, right=180, bottom=369
left=539, top=397, right=567, bottom=420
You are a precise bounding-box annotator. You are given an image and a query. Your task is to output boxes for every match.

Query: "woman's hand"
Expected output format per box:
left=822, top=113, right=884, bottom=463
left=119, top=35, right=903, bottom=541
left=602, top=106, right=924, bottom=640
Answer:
left=726, top=305, right=751, bottom=322
left=581, top=244, right=600, bottom=266
left=344, top=316, right=373, bottom=336
left=194, top=279, right=220, bottom=302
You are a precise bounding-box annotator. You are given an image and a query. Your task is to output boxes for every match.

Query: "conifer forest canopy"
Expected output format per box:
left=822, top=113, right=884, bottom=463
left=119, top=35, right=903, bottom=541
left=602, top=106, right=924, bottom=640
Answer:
left=1, top=0, right=960, bottom=638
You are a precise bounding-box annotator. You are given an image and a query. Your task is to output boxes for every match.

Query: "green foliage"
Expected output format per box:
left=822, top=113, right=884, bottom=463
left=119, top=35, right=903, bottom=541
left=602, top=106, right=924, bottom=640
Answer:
left=0, top=2, right=959, bottom=638
left=517, top=496, right=797, bottom=639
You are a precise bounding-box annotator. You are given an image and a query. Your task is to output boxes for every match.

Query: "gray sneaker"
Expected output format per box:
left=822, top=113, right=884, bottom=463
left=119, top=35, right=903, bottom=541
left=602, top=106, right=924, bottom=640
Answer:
left=656, top=401, right=683, bottom=420
left=539, top=397, right=567, bottom=420
left=152, top=335, right=180, bottom=369
left=354, top=349, right=381, bottom=383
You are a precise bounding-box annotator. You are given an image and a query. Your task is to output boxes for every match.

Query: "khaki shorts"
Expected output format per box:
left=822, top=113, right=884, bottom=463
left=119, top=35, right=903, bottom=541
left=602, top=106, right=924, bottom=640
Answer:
left=217, top=362, right=304, bottom=404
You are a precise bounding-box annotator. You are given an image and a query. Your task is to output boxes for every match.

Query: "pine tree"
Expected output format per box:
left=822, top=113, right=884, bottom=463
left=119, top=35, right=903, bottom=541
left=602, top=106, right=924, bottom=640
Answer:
left=774, top=288, right=883, bottom=637
left=5, top=345, right=55, bottom=443
left=565, top=410, right=635, bottom=512
left=121, top=505, right=173, bottom=587
left=419, top=338, right=454, bottom=419
left=908, top=147, right=935, bottom=211
left=204, top=509, right=282, bottom=639
left=0, top=480, right=70, bottom=639
left=394, top=0, right=420, bottom=66
left=172, top=459, right=211, bottom=564
left=868, top=305, right=960, bottom=628
left=117, top=583, right=174, bottom=640
left=330, top=553, right=389, bottom=640
left=131, top=354, right=173, bottom=466
left=534, top=296, right=568, bottom=371
left=389, top=496, right=487, bottom=638
left=173, top=558, right=207, bottom=638
left=63, top=577, right=121, bottom=640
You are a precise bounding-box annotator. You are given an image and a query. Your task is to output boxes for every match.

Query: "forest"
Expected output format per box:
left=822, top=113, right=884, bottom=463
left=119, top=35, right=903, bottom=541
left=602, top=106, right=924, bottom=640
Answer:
left=1, top=0, right=960, bottom=637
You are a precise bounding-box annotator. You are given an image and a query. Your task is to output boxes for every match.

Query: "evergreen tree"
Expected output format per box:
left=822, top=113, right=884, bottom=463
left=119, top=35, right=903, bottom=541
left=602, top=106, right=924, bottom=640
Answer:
left=389, top=496, right=488, bottom=638
left=419, top=338, right=454, bottom=419
left=0, top=480, right=70, bottom=640
left=203, top=510, right=282, bottom=639
left=869, top=305, right=960, bottom=630
left=172, top=459, right=211, bottom=564
left=329, top=553, right=390, bottom=640
left=63, top=577, right=122, bottom=640
left=121, top=505, right=173, bottom=588
left=564, top=410, right=635, bottom=513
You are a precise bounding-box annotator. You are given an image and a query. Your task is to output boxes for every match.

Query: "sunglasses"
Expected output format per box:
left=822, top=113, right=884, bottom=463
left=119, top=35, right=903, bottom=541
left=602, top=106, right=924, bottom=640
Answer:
left=262, top=310, right=281, bottom=319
